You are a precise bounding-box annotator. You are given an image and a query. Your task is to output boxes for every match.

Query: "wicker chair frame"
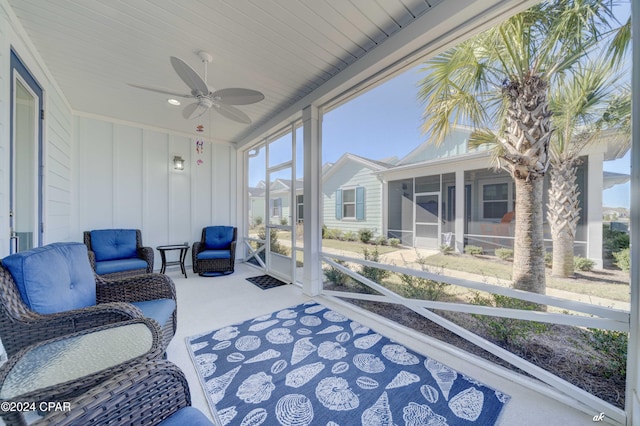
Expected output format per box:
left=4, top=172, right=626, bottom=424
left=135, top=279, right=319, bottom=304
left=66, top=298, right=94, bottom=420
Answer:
left=0, top=264, right=177, bottom=358
left=83, top=229, right=154, bottom=279
left=33, top=360, right=193, bottom=426
left=192, top=227, right=237, bottom=276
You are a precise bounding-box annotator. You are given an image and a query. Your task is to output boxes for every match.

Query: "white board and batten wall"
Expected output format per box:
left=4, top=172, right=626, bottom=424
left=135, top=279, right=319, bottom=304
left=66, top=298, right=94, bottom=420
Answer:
left=75, top=115, right=236, bottom=270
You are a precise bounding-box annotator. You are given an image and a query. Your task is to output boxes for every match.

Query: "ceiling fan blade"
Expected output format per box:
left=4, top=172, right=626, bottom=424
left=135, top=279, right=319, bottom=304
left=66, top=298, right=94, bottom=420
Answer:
left=214, top=104, right=252, bottom=124
left=183, top=102, right=209, bottom=119
left=170, top=56, right=209, bottom=95
left=212, top=88, right=265, bottom=105
left=127, top=83, right=193, bottom=98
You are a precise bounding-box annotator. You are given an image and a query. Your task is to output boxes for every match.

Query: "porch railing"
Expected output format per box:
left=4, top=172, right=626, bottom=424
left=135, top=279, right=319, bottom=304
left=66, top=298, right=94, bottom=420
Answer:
left=319, top=252, right=629, bottom=425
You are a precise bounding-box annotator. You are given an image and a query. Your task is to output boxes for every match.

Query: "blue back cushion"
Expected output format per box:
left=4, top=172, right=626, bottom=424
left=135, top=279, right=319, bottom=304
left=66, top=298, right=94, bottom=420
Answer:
left=204, top=226, right=234, bottom=250
left=2, top=242, right=96, bottom=314
left=90, top=229, right=138, bottom=261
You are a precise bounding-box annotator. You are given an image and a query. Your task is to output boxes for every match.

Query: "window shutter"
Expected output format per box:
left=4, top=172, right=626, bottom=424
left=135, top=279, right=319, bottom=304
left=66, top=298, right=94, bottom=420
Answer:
left=356, top=187, right=365, bottom=220
left=335, top=189, right=343, bottom=219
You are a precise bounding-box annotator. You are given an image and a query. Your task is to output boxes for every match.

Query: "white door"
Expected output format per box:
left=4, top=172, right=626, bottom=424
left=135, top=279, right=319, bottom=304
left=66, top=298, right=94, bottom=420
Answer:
left=10, top=51, right=43, bottom=253
left=263, top=126, right=298, bottom=283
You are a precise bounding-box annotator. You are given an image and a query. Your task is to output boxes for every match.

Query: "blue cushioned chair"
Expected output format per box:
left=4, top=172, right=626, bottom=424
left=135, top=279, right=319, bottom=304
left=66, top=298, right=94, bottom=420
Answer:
left=83, top=229, right=154, bottom=279
left=0, top=242, right=176, bottom=357
left=192, top=226, right=237, bottom=276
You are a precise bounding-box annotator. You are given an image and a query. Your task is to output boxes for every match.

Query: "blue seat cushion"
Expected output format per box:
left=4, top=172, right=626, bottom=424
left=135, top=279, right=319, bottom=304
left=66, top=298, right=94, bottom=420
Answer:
left=130, top=299, right=176, bottom=328
left=90, top=229, right=138, bottom=261
left=159, top=407, right=213, bottom=426
left=197, top=250, right=231, bottom=260
left=204, top=226, right=234, bottom=250
left=2, top=242, right=96, bottom=314
left=95, top=258, right=148, bottom=275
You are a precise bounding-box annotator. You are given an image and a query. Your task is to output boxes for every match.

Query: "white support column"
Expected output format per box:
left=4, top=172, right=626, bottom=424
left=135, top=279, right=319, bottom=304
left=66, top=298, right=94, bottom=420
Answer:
left=302, top=105, right=322, bottom=296
left=586, top=152, right=604, bottom=269
left=455, top=169, right=465, bottom=253
left=625, top=1, right=640, bottom=423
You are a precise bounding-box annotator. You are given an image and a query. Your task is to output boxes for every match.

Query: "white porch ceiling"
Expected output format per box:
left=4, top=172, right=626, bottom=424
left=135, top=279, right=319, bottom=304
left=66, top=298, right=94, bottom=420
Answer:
left=7, top=0, right=445, bottom=144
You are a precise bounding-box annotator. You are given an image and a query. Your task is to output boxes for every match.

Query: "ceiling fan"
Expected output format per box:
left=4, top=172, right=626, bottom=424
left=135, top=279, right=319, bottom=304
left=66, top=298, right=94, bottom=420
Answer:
left=129, top=51, right=264, bottom=123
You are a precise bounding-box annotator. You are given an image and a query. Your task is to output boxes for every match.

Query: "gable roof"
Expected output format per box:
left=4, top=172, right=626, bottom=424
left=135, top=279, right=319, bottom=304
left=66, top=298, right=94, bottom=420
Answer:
left=322, top=152, right=394, bottom=182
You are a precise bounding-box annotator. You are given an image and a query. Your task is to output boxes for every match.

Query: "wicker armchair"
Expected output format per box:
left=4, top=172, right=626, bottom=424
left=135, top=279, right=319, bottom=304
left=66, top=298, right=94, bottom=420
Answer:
left=0, top=244, right=177, bottom=358
left=83, top=229, right=154, bottom=279
left=192, top=226, right=237, bottom=276
left=34, top=360, right=213, bottom=426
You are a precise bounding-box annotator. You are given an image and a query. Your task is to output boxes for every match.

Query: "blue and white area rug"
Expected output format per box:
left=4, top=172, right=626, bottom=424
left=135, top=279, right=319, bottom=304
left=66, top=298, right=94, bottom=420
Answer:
left=187, top=301, right=510, bottom=425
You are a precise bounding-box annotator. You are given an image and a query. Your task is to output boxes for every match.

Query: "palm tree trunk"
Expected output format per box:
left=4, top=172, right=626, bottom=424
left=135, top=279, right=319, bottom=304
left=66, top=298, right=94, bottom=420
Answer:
left=512, top=177, right=547, bottom=296
left=547, top=161, right=581, bottom=277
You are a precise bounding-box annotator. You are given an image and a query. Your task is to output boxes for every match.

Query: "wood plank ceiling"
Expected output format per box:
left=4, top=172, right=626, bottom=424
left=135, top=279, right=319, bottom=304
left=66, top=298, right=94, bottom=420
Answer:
left=7, top=0, right=442, bottom=144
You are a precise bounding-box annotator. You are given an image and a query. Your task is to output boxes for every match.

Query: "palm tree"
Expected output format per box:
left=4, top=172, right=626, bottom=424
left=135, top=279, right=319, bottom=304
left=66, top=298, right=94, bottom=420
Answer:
left=417, top=0, right=623, bottom=296
left=547, top=56, right=629, bottom=277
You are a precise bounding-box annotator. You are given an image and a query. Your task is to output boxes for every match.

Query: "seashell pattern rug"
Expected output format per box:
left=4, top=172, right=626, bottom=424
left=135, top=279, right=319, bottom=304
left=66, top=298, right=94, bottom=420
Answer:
left=187, top=301, right=510, bottom=426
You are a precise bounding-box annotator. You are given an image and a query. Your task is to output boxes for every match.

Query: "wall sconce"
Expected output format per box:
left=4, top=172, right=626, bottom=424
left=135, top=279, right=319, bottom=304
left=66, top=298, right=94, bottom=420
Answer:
left=173, top=155, right=185, bottom=171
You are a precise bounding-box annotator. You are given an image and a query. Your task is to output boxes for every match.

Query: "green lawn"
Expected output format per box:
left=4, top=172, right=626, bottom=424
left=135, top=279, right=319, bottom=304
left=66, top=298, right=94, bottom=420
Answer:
left=421, top=253, right=630, bottom=303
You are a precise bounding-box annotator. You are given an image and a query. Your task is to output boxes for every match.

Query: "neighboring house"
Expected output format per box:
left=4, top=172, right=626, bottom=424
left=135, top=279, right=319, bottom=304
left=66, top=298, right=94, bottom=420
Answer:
left=322, top=153, right=394, bottom=238
left=377, top=126, right=629, bottom=268
left=249, top=179, right=304, bottom=227
left=251, top=127, right=628, bottom=269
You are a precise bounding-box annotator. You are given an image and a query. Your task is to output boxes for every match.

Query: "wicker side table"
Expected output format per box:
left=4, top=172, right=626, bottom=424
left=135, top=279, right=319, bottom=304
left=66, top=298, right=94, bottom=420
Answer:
left=0, top=318, right=163, bottom=426
left=157, top=244, right=189, bottom=278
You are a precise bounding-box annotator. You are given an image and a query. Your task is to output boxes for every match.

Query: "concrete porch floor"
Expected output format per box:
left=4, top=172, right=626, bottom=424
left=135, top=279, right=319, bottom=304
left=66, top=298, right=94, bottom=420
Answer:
left=165, top=263, right=616, bottom=426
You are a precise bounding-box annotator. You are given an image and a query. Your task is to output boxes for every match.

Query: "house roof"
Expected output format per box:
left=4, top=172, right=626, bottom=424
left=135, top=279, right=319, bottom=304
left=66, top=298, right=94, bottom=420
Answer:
left=603, top=171, right=631, bottom=190
left=322, top=152, right=394, bottom=181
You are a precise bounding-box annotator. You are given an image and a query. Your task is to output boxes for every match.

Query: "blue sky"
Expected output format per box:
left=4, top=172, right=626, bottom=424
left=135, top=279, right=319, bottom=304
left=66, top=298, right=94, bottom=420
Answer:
left=322, top=50, right=631, bottom=210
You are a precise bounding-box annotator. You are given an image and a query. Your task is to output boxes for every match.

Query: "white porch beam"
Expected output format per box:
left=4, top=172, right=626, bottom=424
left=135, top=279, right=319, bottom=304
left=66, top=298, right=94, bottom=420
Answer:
left=302, top=105, right=322, bottom=296
left=625, top=0, right=640, bottom=423
left=455, top=169, right=465, bottom=253
left=587, top=151, right=604, bottom=269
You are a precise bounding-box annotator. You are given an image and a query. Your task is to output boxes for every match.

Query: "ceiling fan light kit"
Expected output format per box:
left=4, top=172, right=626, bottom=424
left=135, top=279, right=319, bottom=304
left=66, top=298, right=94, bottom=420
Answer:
left=129, top=51, right=264, bottom=123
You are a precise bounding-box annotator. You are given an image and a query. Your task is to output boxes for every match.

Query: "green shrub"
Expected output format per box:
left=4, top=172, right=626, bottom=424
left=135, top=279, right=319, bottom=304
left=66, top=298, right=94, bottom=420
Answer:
left=589, top=328, right=628, bottom=378
left=603, top=224, right=630, bottom=257
left=254, top=216, right=263, bottom=226
left=324, top=228, right=343, bottom=240
left=324, top=259, right=350, bottom=286
left=469, top=293, right=548, bottom=345
left=544, top=251, right=553, bottom=267
left=374, top=236, right=388, bottom=246
left=613, top=248, right=630, bottom=271
left=358, top=228, right=374, bottom=244
left=360, top=246, right=391, bottom=284
left=439, top=245, right=454, bottom=255
left=257, top=226, right=288, bottom=257
left=494, top=248, right=513, bottom=261
left=400, top=273, right=449, bottom=301
left=343, top=231, right=358, bottom=242
left=464, top=245, right=483, bottom=256
left=322, top=224, right=327, bottom=238
left=573, top=256, right=595, bottom=272
left=388, top=238, right=400, bottom=247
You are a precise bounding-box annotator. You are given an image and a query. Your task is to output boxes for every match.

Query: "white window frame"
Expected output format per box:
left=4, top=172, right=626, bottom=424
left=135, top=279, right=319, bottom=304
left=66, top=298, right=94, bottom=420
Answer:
left=342, top=188, right=356, bottom=220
